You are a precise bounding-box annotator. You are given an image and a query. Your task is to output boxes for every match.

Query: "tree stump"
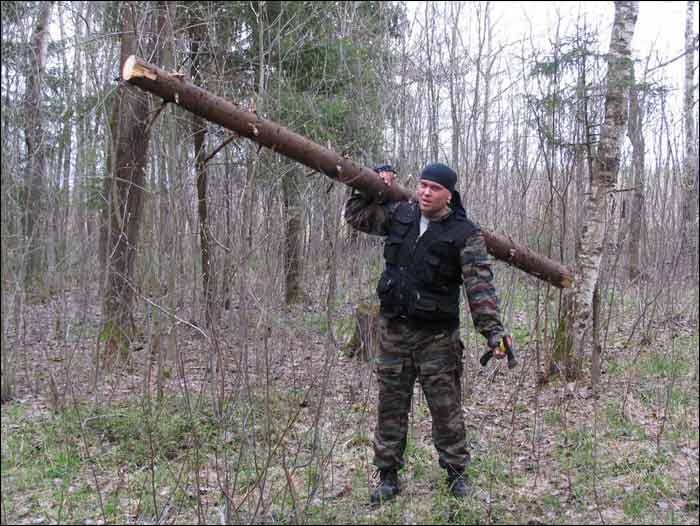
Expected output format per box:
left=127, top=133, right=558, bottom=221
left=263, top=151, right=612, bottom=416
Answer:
left=342, top=302, right=380, bottom=362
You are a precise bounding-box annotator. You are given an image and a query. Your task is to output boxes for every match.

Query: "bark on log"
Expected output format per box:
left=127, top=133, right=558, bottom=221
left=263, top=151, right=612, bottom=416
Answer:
left=122, top=55, right=573, bottom=289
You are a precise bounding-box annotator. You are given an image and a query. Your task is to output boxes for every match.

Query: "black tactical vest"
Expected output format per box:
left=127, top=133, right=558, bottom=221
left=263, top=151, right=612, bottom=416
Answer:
left=377, top=201, right=479, bottom=329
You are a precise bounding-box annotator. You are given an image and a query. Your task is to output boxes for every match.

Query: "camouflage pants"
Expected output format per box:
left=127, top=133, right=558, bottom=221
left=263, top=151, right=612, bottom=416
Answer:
left=373, top=316, right=469, bottom=471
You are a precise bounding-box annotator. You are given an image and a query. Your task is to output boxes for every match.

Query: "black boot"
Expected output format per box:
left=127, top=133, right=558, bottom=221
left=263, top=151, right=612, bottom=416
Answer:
left=446, top=465, right=470, bottom=498
left=370, top=469, right=400, bottom=505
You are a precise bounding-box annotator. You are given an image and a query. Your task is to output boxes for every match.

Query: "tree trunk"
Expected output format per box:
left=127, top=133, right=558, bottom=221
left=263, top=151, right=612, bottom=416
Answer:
left=101, top=3, right=153, bottom=356
left=425, top=2, right=440, bottom=160
left=56, top=5, right=73, bottom=275
left=23, top=1, right=53, bottom=292
left=447, top=1, right=464, bottom=172
left=591, top=283, right=602, bottom=388
left=342, top=303, right=380, bottom=362
left=283, top=165, right=305, bottom=305
left=565, top=1, right=639, bottom=380
left=627, top=73, right=645, bottom=281
left=189, top=20, right=212, bottom=324
left=121, top=55, right=574, bottom=289
left=681, top=0, right=698, bottom=268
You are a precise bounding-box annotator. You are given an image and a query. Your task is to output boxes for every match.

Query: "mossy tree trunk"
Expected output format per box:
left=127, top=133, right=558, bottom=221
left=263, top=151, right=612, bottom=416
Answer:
left=342, top=303, right=380, bottom=362
left=551, top=292, right=578, bottom=381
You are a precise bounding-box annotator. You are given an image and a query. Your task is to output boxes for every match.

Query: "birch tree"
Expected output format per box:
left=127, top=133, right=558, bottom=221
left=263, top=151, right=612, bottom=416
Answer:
left=681, top=0, right=698, bottom=267
left=565, top=1, right=639, bottom=380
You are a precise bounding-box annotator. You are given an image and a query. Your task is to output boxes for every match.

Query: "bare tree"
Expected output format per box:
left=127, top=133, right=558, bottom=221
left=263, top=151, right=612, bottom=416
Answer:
left=23, top=1, right=53, bottom=291
left=626, top=68, right=646, bottom=281
left=681, top=0, right=699, bottom=268
left=447, top=2, right=466, bottom=172
left=565, top=1, right=639, bottom=380
left=189, top=11, right=213, bottom=322
left=100, top=2, right=155, bottom=356
left=424, top=2, right=441, bottom=160
left=283, top=164, right=305, bottom=304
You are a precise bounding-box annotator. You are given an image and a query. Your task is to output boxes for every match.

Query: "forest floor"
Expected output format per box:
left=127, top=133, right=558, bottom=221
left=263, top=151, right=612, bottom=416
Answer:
left=1, top=285, right=699, bottom=525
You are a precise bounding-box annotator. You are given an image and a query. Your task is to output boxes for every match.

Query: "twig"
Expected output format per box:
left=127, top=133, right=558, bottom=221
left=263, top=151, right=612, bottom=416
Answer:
left=144, top=101, right=168, bottom=138
left=591, top=396, right=606, bottom=524
left=647, top=42, right=700, bottom=74
left=203, top=134, right=239, bottom=166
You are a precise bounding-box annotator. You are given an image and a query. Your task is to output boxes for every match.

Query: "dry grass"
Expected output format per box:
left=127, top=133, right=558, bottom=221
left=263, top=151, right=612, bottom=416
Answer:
left=2, top=284, right=698, bottom=525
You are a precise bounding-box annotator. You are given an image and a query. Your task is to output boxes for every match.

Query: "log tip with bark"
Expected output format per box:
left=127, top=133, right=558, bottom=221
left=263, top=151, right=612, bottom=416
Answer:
left=481, top=230, right=574, bottom=289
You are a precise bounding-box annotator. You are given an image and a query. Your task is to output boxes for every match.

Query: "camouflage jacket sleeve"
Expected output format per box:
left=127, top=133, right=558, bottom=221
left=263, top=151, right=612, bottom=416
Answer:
left=460, top=230, right=505, bottom=341
left=344, top=191, right=401, bottom=237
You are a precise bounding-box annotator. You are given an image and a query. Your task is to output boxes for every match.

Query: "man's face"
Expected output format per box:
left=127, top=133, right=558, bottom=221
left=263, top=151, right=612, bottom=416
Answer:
left=378, top=170, right=396, bottom=185
left=416, top=179, right=451, bottom=217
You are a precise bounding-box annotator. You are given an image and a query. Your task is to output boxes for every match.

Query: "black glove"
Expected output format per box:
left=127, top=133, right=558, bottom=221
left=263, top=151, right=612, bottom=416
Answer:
left=480, top=334, right=517, bottom=369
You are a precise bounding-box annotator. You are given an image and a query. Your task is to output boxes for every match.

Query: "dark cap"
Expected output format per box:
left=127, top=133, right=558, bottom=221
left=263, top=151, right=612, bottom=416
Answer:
left=420, top=163, right=457, bottom=192
left=374, top=164, right=396, bottom=174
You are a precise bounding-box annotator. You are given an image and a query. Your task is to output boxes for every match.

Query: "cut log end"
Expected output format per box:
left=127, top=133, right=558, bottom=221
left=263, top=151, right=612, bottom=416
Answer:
left=121, top=55, right=138, bottom=80
left=122, top=55, right=156, bottom=81
left=561, top=275, right=574, bottom=289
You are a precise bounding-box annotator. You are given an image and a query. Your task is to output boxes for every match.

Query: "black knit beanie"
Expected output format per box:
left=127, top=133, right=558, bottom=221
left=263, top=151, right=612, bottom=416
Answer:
left=419, top=163, right=457, bottom=192
left=374, top=164, right=396, bottom=174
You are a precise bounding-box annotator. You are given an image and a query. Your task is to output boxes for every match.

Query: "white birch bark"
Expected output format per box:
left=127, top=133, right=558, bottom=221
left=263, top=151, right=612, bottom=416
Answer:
left=569, top=1, right=639, bottom=372
left=682, top=0, right=698, bottom=263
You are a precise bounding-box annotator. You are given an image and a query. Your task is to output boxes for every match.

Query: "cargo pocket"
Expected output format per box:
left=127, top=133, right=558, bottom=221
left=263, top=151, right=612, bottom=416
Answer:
left=374, top=354, right=403, bottom=376
left=453, top=335, right=465, bottom=377
left=375, top=354, right=404, bottom=388
left=418, top=334, right=456, bottom=376
left=418, top=352, right=456, bottom=376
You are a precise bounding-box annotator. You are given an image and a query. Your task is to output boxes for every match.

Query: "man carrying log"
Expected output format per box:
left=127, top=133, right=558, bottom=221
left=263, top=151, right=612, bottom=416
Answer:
left=345, top=162, right=511, bottom=504
left=121, top=55, right=573, bottom=291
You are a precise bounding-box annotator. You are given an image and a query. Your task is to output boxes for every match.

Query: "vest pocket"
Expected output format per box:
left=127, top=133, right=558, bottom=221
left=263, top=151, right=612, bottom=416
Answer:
left=377, top=274, right=395, bottom=298
left=383, top=240, right=401, bottom=264
left=377, top=274, right=402, bottom=318
left=413, top=296, right=437, bottom=313
left=426, top=254, right=441, bottom=267
left=427, top=246, right=459, bottom=283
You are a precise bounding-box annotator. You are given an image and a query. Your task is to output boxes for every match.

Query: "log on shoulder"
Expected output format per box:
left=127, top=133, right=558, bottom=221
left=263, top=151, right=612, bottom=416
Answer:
left=122, top=55, right=573, bottom=289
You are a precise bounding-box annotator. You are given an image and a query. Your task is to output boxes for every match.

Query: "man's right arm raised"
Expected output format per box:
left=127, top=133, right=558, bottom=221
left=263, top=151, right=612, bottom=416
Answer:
left=344, top=191, right=400, bottom=237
